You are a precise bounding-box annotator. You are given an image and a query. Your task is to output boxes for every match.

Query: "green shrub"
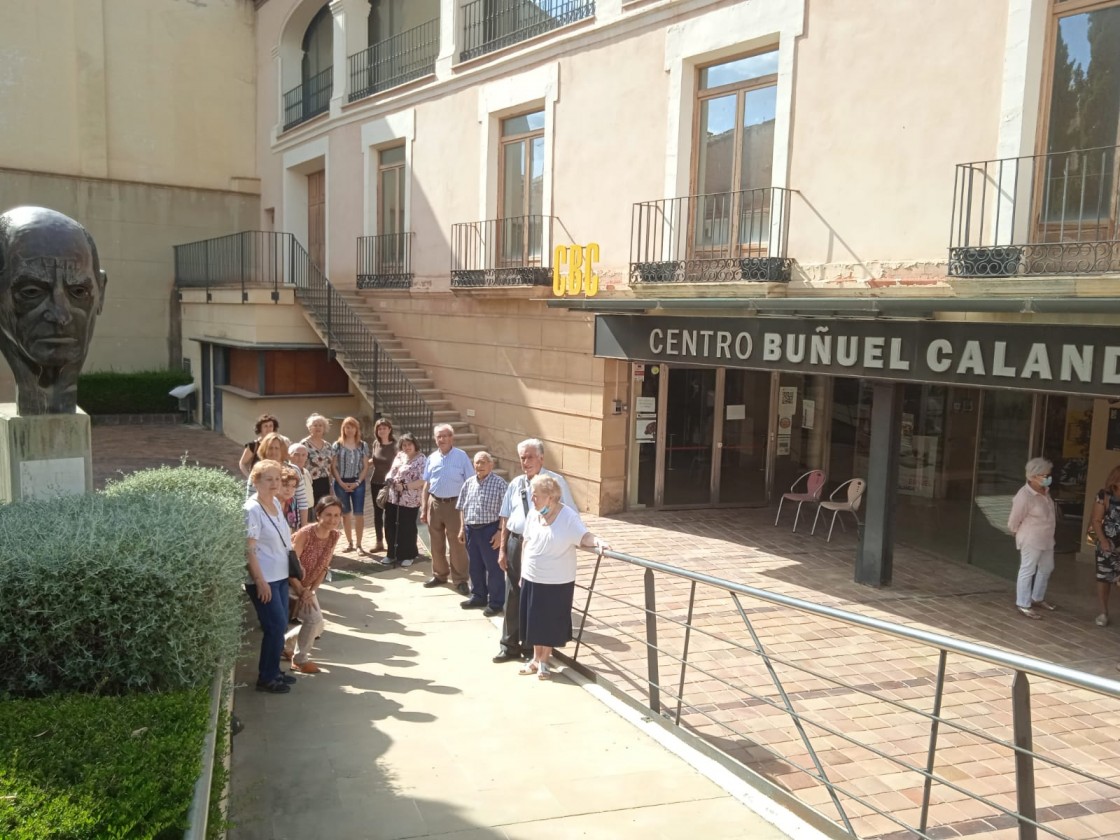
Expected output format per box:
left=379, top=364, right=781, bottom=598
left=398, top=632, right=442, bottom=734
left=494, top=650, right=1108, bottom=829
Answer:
left=0, top=469, right=246, bottom=696
left=77, top=369, right=193, bottom=415
left=0, top=687, right=210, bottom=839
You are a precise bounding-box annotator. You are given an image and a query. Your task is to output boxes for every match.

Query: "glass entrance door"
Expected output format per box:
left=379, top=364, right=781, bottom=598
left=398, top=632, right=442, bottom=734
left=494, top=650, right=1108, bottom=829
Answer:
left=657, top=366, right=774, bottom=507
left=663, top=368, right=717, bottom=506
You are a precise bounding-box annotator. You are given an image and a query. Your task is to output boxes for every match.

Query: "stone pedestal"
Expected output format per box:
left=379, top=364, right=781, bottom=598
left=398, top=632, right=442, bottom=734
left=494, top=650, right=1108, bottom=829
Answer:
left=0, top=404, right=93, bottom=503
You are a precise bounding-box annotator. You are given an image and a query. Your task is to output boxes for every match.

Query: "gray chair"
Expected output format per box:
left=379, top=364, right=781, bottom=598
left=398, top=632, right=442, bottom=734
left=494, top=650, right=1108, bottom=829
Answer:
left=811, top=478, right=866, bottom=542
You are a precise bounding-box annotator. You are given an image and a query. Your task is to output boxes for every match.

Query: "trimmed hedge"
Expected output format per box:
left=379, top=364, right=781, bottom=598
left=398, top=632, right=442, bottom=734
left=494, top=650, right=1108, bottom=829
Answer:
left=0, top=466, right=246, bottom=696
left=0, top=687, right=210, bottom=839
left=77, top=369, right=193, bottom=415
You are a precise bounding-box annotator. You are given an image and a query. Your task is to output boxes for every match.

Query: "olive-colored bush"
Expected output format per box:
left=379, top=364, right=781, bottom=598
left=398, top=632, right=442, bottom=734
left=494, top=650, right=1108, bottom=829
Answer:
left=0, top=467, right=246, bottom=696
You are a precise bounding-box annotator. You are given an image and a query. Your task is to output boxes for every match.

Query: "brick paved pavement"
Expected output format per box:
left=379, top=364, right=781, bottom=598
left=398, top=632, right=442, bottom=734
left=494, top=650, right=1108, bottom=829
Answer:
left=573, top=510, right=1120, bottom=839
left=91, top=426, right=1120, bottom=839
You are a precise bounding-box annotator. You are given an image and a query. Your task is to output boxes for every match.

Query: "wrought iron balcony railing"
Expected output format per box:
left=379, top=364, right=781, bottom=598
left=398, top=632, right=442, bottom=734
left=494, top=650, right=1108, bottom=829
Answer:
left=950, top=145, right=1120, bottom=277
left=357, top=232, right=414, bottom=289
left=450, top=215, right=554, bottom=287
left=630, top=187, right=793, bottom=283
left=348, top=18, right=439, bottom=102
left=283, top=66, right=332, bottom=131
left=460, top=0, right=594, bottom=62
left=174, top=231, right=293, bottom=302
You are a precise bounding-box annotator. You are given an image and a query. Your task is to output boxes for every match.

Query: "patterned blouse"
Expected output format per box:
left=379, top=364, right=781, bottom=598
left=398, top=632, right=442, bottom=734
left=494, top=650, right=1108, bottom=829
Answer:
left=387, top=451, right=427, bottom=508
left=294, top=523, right=340, bottom=583
left=300, top=436, right=333, bottom=481
left=332, top=441, right=369, bottom=481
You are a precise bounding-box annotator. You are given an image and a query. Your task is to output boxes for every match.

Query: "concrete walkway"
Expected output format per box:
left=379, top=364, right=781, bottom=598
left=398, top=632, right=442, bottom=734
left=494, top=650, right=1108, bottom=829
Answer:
left=226, top=564, right=801, bottom=840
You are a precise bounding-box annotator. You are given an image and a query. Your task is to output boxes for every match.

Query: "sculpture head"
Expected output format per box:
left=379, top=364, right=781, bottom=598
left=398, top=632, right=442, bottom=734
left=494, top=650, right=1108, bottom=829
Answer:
left=0, top=207, right=107, bottom=414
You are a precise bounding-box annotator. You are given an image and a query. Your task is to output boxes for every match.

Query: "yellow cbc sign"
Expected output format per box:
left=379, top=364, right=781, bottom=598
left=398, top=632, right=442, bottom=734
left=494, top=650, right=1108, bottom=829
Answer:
left=552, top=243, right=600, bottom=297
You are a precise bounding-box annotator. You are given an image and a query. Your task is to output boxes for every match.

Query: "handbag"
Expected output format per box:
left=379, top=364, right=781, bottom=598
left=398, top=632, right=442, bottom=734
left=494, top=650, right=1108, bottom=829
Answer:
left=376, top=484, right=390, bottom=509
left=259, top=501, right=303, bottom=580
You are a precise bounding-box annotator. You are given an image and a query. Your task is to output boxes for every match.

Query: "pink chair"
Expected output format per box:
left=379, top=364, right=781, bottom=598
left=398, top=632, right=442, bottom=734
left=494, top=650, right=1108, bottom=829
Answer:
left=811, top=478, right=867, bottom=542
left=774, top=470, right=827, bottom=532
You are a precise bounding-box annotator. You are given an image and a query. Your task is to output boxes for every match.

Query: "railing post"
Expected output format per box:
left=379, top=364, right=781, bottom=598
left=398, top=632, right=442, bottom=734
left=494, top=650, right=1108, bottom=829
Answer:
left=204, top=239, right=212, bottom=302
left=241, top=234, right=248, bottom=303
left=1012, top=671, right=1038, bottom=840
left=919, top=650, right=948, bottom=833
left=643, top=568, right=660, bottom=714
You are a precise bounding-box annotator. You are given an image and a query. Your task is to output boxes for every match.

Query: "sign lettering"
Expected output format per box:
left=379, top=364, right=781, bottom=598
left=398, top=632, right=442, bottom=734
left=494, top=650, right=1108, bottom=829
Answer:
left=552, top=244, right=600, bottom=297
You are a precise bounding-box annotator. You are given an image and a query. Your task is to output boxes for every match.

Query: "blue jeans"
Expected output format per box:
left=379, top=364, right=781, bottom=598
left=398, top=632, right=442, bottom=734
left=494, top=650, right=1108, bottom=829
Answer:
left=247, top=580, right=289, bottom=684
left=465, top=521, right=504, bottom=609
left=334, top=480, right=366, bottom=515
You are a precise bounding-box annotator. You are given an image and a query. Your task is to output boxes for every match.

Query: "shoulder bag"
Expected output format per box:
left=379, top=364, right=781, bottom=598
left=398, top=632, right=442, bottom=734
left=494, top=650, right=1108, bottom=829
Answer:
left=259, top=501, right=303, bottom=580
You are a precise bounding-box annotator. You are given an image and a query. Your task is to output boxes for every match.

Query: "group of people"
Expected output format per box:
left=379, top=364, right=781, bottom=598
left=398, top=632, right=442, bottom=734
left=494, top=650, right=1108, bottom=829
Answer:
left=1008, top=457, right=1120, bottom=640
left=242, top=412, right=610, bottom=692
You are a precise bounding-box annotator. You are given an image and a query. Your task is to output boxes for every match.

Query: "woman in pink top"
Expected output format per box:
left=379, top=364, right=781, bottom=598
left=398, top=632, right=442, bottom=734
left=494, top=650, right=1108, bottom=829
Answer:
left=285, top=496, right=343, bottom=673
left=1007, top=457, right=1057, bottom=620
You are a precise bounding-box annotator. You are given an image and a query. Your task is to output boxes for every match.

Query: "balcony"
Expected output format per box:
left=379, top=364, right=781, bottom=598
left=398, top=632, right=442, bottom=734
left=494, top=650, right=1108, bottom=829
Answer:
left=348, top=18, right=440, bottom=102
left=460, top=0, right=594, bottom=62
left=283, top=66, right=332, bottom=131
left=630, top=187, right=793, bottom=284
left=357, top=232, right=414, bottom=289
left=450, top=215, right=554, bottom=287
left=949, top=145, right=1120, bottom=277
left=174, top=231, right=294, bottom=301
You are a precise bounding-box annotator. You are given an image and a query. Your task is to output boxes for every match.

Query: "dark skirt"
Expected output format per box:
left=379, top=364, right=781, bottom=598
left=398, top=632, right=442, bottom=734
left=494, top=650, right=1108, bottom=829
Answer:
left=519, top=579, right=576, bottom=647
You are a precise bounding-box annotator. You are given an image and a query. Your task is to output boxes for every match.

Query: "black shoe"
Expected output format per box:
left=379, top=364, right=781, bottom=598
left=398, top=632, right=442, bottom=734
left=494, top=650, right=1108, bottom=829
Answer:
left=255, top=678, right=291, bottom=694
left=455, top=582, right=470, bottom=596
left=279, top=673, right=297, bottom=684
left=492, top=650, right=520, bottom=663
left=461, top=599, right=486, bottom=609
left=423, top=577, right=447, bottom=588
left=483, top=606, right=503, bottom=617
left=520, top=651, right=534, bottom=661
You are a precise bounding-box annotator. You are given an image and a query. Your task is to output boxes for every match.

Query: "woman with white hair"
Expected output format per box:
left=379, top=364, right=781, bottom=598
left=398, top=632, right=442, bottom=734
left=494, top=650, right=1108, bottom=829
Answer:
left=1007, top=456, right=1058, bottom=620
left=518, top=473, right=610, bottom=680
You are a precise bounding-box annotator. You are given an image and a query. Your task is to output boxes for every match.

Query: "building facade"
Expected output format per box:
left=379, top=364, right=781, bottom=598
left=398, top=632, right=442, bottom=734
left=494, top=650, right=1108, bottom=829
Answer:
left=175, top=0, right=1120, bottom=586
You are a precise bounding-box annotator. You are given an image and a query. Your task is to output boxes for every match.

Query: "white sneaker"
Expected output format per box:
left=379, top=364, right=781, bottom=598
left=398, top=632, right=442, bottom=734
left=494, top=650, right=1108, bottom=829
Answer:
left=1096, top=613, right=1109, bottom=627
left=400, top=557, right=414, bottom=567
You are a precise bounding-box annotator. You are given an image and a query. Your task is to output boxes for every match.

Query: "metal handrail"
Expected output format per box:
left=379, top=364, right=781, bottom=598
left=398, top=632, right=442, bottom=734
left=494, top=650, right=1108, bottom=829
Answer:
left=289, top=237, right=434, bottom=436
left=173, top=231, right=291, bottom=302
left=348, top=17, right=439, bottom=101
left=570, top=547, right=1120, bottom=840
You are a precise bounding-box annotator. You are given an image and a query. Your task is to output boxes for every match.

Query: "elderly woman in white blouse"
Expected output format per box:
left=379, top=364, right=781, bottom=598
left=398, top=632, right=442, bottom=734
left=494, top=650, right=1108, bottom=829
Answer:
left=519, top=473, right=610, bottom=680
left=1007, top=456, right=1058, bottom=620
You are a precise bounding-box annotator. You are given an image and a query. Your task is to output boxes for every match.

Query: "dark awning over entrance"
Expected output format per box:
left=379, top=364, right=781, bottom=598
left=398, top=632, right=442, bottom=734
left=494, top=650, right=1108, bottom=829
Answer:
left=595, top=315, right=1120, bottom=399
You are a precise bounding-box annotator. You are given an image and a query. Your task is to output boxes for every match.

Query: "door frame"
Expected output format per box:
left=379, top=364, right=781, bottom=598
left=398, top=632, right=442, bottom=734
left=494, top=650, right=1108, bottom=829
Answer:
left=651, top=363, right=778, bottom=508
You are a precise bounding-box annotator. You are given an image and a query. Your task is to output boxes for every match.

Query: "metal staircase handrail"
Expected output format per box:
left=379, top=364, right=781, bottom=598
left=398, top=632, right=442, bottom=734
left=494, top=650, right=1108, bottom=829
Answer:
left=287, top=238, right=434, bottom=437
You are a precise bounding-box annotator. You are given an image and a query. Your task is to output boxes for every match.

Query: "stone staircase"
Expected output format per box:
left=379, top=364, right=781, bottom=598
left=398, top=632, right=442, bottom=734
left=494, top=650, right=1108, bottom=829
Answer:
left=296, top=285, right=498, bottom=469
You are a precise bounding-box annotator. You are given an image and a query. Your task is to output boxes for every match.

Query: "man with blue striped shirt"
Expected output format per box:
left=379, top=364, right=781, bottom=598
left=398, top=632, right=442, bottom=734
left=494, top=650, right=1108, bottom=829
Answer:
left=422, top=424, right=473, bottom=593
left=493, top=438, right=575, bottom=663
left=456, top=452, right=508, bottom=616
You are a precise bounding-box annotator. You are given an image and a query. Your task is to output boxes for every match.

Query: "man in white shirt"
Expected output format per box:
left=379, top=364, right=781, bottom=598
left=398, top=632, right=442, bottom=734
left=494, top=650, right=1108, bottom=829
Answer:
left=493, top=438, right=575, bottom=663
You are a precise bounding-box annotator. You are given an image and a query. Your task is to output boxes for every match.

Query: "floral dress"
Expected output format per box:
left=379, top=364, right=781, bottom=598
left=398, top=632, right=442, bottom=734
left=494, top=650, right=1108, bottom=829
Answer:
left=1095, top=490, right=1120, bottom=583
left=387, top=452, right=427, bottom=508
left=300, top=436, right=333, bottom=481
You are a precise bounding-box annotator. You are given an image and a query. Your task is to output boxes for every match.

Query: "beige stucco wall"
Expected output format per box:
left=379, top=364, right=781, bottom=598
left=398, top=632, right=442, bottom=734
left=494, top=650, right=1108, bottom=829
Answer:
left=0, top=170, right=260, bottom=403
left=0, top=0, right=258, bottom=193
left=787, top=0, right=1009, bottom=277
left=221, top=392, right=360, bottom=455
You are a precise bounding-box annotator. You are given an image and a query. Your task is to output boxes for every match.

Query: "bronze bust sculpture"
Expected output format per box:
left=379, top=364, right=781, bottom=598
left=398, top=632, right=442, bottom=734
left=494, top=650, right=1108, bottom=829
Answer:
left=0, top=207, right=108, bottom=415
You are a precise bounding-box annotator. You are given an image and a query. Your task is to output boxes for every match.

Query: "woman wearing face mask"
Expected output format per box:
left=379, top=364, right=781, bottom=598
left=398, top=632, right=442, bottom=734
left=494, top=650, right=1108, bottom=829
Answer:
left=1090, top=464, right=1120, bottom=627
left=1007, top=457, right=1058, bottom=620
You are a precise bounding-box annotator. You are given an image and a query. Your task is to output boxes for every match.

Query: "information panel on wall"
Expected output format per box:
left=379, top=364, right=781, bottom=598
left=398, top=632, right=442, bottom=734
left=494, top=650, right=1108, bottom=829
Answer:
left=594, top=315, right=1120, bottom=398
